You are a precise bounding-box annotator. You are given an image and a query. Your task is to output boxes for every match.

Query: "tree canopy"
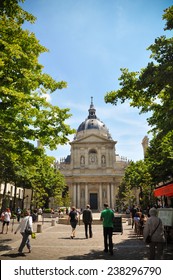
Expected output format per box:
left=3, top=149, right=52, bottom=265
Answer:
left=105, top=6, right=173, bottom=186
left=0, top=0, right=75, bottom=154
left=0, top=0, right=74, bottom=209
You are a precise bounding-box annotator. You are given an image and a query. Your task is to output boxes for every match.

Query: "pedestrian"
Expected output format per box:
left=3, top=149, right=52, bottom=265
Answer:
left=32, top=209, right=38, bottom=223
left=68, top=206, right=78, bottom=239
left=100, top=203, right=114, bottom=255
left=130, top=205, right=137, bottom=229
left=38, top=207, right=43, bottom=215
left=14, top=209, right=33, bottom=256
left=82, top=204, right=93, bottom=238
left=0, top=208, right=11, bottom=234
left=16, top=207, right=22, bottom=222
left=143, top=207, right=165, bottom=260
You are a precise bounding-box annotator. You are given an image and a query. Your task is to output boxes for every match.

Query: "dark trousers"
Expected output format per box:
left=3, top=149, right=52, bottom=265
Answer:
left=84, top=223, right=92, bottom=238
left=18, top=232, right=31, bottom=253
left=103, top=227, right=113, bottom=252
left=149, top=242, right=164, bottom=260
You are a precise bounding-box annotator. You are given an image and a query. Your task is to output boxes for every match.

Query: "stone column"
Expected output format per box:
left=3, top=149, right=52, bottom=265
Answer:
left=107, top=183, right=110, bottom=206
left=99, top=183, right=102, bottom=211
left=73, top=184, right=76, bottom=206
left=77, top=183, right=80, bottom=208
left=85, top=183, right=88, bottom=206
left=111, top=183, right=114, bottom=209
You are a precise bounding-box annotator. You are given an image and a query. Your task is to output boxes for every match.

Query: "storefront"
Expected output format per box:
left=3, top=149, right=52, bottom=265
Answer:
left=154, top=182, right=173, bottom=208
left=154, top=183, right=173, bottom=242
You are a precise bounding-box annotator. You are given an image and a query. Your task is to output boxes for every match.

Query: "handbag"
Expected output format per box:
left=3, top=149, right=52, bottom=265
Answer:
left=145, top=219, right=160, bottom=244
left=31, top=232, right=36, bottom=239
left=25, top=217, right=32, bottom=235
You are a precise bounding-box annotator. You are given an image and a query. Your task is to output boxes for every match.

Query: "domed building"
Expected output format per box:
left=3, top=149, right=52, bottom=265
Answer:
left=58, top=98, right=129, bottom=211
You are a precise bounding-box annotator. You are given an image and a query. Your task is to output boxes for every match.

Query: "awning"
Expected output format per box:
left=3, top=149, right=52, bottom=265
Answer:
left=154, top=183, right=173, bottom=197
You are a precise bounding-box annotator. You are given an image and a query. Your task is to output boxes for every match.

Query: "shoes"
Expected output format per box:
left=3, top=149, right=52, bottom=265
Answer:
left=104, top=249, right=108, bottom=253
left=18, top=252, right=26, bottom=256
left=109, top=251, right=114, bottom=255
left=28, top=249, right=31, bottom=253
left=70, top=236, right=73, bottom=239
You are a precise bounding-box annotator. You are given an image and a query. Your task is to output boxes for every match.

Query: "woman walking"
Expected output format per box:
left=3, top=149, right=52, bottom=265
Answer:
left=14, top=210, right=33, bottom=256
left=68, top=206, right=78, bottom=239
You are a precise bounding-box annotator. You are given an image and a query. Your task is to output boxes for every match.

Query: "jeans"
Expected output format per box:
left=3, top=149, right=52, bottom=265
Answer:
left=18, top=232, right=31, bottom=253
left=103, top=227, right=113, bottom=252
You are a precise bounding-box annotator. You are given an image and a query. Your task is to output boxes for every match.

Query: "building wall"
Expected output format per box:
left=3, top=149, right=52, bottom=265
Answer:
left=59, top=131, right=128, bottom=211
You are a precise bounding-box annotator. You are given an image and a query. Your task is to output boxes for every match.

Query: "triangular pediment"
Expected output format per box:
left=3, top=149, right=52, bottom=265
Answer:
left=71, top=133, right=116, bottom=144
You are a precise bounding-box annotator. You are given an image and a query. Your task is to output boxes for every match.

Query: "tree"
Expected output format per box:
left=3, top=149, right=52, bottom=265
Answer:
left=115, top=179, right=135, bottom=211
left=124, top=160, right=154, bottom=208
left=0, top=0, right=75, bottom=159
left=0, top=0, right=76, bottom=209
left=104, top=6, right=173, bottom=184
left=29, top=154, right=66, bottom=209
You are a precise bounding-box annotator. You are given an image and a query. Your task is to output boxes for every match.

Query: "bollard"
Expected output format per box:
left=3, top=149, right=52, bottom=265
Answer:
left=37, top=214, right=42, bottom=222
left=37, top=224, right=42, bottom=233
left=51, top=219, right=56, bottom=226
left=128, top=218, right=132, bottom=225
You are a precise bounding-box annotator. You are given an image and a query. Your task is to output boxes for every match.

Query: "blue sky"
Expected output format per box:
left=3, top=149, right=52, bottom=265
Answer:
left=22, top=0, right=172, bottom=162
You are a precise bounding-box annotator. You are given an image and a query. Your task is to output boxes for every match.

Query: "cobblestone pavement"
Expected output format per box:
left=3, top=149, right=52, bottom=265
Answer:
left=0, top=217, right=173, bottom=260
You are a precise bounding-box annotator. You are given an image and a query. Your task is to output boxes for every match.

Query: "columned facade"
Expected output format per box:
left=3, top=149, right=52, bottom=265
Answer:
left=59, top=98, right=129, bottom=211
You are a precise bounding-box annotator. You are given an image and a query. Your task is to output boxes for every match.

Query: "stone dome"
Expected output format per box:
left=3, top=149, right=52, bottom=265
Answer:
left=75, top=97, right=112, bottom=140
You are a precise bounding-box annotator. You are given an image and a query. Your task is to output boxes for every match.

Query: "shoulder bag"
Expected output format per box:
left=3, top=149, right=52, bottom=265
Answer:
left=25, top=217, right=32, bottom=235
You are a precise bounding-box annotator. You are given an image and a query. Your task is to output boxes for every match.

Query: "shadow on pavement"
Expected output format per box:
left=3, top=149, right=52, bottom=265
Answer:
left=0, top=238, right=14, bottom=252
left=1, top=253, right=26, bottom=258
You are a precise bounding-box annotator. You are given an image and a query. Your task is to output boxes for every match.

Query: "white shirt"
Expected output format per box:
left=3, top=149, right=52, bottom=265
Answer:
left=16, top=216, right=33, bottom=233
left=2, top=211, right=11, bottom=222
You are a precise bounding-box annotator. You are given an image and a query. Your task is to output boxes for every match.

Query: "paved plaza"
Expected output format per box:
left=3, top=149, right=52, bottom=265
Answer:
left=0, top=215, right=173, bottom=260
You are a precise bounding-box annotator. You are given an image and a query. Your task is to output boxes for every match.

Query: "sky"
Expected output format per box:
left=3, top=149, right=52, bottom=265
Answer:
left=21, top=0, right=172, bottom=162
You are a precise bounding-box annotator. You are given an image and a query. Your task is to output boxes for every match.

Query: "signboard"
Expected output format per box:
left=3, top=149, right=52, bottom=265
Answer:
left=158, top=208, right=173, bottom=227
left=113, top=216, right=123, bottom=234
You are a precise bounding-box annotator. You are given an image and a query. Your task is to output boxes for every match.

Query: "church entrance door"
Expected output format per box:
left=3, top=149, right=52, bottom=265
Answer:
left=90, top=193, right=98, bottom=210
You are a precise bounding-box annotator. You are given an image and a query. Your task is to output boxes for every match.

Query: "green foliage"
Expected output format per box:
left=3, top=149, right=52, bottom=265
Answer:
left=105, top=6, right=173, bottom=187
left=123, top=160, right=154, bottom=208
left=0, top=0, right=75, bottom=209
left=62, top=191, right=70, bottom=207
left=0, top=0, right=75, bottom=156
left=116, top=179, right=135, bottom=210
left=43, top=208, right=52, bottom=214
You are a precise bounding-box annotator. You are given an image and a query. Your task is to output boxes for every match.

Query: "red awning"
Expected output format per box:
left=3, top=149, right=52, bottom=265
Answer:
left=154, top=183, right=173, bottom=197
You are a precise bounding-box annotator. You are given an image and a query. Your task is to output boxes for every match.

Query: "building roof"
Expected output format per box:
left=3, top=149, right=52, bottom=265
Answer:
left=76, top=97, right=112, bottom=140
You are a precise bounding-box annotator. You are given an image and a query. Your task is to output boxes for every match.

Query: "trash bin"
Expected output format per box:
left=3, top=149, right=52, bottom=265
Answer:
left=37, top=224, right=42, bottom=233
left=128, top=218, right=132, bottom=225
left=51, top=220, right=56, bottom=226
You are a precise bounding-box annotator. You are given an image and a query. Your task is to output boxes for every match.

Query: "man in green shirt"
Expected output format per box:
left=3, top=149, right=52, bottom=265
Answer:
left=100, top=203, right=114, bottom=255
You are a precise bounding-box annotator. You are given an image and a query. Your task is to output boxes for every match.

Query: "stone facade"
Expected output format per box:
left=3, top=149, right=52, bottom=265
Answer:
left=58, top=98, right=129, bottom=211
